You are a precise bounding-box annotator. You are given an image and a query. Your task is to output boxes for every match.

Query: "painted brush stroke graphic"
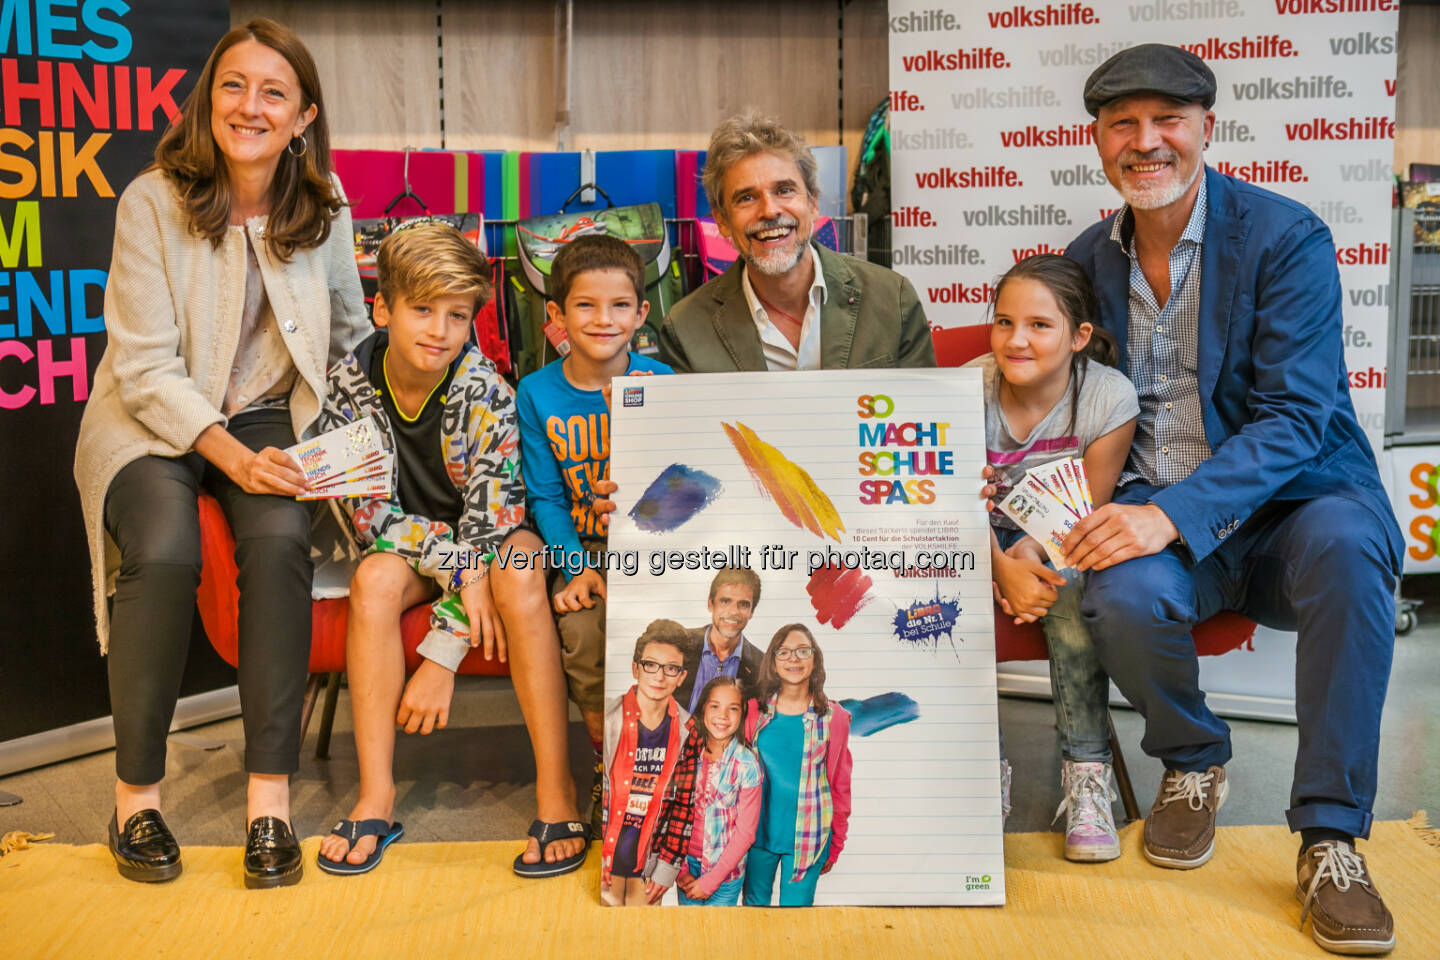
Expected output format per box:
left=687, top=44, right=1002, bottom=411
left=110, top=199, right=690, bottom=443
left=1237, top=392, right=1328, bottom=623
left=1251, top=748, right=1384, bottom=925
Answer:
left=723, top=422, right=845, bottom=541
left=839, top=692, right=921, bottom=737
left=893, top=593, right=963, bottom=656
left=629, top=463, right=722, bottom=532
left=807, top=564, right=873, bottom=628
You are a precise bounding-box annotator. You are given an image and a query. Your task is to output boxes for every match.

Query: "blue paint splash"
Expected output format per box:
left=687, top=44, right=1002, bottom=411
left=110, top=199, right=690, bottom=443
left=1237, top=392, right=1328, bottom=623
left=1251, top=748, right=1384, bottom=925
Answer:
left=893, top=591, right=962, bottom=657
left=838, top=692, right=920, bottom=737
left=629, top=463, right=722, bottom=532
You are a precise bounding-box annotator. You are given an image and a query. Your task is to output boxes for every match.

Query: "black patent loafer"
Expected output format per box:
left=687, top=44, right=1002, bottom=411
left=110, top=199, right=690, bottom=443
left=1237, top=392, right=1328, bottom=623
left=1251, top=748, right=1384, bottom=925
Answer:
left=243, top=815, right=303, bottom=889
left=108, top=808, right=182, bottom=883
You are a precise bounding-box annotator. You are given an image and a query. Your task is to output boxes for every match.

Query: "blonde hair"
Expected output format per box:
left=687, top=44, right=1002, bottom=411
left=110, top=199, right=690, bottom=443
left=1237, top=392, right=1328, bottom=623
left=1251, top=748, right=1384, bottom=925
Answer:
left=375, top=222, right=491, bottom=311
left=702, top=110, right=820, bottom=216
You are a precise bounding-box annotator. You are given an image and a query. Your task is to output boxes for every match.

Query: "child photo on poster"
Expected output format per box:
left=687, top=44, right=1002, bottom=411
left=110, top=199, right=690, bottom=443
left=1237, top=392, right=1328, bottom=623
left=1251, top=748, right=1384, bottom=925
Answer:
left=601, top=369, right=1005, bottom=907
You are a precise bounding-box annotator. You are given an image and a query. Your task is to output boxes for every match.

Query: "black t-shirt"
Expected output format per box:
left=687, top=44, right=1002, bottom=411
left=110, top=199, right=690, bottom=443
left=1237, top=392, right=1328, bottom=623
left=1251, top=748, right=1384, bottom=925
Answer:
left=368, top=334, right=464, bottom=529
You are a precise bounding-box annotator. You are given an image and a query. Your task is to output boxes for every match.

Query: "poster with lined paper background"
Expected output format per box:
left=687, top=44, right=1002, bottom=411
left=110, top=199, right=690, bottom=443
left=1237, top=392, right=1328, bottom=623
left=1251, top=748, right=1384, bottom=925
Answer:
left=603, top=369, right=1003, bottom=907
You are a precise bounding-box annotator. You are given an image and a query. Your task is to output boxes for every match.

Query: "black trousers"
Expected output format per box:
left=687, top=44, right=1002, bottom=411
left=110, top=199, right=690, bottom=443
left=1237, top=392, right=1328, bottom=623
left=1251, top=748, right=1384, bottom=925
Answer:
left=104, top=409, right=314, bottom=784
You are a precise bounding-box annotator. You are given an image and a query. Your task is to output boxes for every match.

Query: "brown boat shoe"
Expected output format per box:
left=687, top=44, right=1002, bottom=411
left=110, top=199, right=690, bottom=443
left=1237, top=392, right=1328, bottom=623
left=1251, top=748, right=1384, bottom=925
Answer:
left=1142, top=765, right=1228, bottom=869
left=1296, top=840, right=1395, bottom=956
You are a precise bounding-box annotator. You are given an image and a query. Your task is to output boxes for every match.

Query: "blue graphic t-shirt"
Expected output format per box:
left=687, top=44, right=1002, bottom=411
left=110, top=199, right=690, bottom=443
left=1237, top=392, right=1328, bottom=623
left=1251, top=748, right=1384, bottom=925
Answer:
left=611, top=711, right=671, bottom=877
left=516, top=353, right=671, bottom=575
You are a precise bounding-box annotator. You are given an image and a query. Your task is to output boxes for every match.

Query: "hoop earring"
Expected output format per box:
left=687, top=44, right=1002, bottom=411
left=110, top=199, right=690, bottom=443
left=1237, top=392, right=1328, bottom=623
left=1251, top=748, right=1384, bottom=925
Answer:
left=288, top=136, right=308, bottom=158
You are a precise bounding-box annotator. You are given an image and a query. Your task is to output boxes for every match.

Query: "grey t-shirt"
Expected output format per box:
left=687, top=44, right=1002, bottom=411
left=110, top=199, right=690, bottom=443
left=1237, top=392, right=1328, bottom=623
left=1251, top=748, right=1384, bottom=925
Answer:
left=966, top=353, right=1139, bottom=532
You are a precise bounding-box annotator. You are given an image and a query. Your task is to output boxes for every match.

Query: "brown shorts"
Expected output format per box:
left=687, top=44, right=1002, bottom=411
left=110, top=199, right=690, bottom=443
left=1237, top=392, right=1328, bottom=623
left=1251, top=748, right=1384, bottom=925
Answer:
left=548, top=535, right=608, bottom=717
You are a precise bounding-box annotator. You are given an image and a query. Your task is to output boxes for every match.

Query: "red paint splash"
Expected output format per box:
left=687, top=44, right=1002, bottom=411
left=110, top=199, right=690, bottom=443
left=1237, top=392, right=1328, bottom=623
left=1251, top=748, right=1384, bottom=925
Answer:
left=807, top=565, right=873, bottom=629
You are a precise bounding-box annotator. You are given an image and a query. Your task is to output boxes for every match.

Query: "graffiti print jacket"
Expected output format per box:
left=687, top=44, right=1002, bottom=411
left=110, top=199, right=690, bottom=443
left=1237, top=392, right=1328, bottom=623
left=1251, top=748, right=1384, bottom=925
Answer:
left=319, top=329, right=525, bottom=599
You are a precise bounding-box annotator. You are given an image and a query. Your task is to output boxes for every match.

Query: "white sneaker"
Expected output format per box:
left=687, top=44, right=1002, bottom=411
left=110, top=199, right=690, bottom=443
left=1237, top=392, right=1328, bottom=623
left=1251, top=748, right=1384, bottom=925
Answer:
left=1053, top=760, right=1121, bottom=862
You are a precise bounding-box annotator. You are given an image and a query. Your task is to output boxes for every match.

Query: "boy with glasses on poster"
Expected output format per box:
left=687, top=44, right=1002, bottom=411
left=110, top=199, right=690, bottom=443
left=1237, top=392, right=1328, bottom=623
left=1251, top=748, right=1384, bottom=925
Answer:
left=600, top=620, right=700, bottom=905
left=599, top=618, right=699, bottom=903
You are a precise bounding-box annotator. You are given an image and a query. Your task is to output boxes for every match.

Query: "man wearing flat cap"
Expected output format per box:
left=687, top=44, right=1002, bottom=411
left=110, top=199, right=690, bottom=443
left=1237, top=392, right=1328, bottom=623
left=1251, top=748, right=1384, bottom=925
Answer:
left=1060, top=43, right=1401, bottom=955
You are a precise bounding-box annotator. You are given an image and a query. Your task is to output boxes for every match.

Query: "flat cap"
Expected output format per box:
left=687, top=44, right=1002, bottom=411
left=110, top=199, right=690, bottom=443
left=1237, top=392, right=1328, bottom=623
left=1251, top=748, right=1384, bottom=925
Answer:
left=1083, top=43, right=1216, bottom=116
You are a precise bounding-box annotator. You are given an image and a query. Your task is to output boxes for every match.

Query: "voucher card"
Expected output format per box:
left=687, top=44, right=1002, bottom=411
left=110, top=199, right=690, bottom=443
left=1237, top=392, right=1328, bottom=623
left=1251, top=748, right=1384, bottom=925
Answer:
left=601, top=369, right=1002, bottom=907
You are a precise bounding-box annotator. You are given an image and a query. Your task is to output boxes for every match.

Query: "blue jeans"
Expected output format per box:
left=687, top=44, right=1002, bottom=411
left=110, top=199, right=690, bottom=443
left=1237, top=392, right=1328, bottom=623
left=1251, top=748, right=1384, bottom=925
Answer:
left=742, top=839, right=829, bottom=906
left=995, top=526, right=1112, bottom=763
left=676, top=855, right=743, bottom=906
left=1083, top=484, right=1395, bottom=839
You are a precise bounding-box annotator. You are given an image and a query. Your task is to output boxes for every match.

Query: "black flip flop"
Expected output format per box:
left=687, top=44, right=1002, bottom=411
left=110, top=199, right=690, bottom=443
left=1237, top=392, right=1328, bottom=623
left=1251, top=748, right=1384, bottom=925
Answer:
left=512, top=819, right=591, bottom=878
left=316, top=818, right=404, bottom=876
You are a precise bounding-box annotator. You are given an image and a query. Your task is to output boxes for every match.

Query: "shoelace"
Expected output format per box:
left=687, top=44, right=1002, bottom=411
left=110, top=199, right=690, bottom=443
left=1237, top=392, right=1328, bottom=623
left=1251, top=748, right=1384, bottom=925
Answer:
left=1157, top=770, right=1216, bottom=812
left=1052, top=765, right=1117, bottom=831
left=1299, top=842, right=1370, bottom=931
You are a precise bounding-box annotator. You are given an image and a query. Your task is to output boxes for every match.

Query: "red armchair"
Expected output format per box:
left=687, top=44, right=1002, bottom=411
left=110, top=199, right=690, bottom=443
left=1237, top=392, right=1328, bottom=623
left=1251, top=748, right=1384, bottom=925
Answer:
left=932, top=324, right=1257, bottom=820
left=195, top=493, right=510, bottom=758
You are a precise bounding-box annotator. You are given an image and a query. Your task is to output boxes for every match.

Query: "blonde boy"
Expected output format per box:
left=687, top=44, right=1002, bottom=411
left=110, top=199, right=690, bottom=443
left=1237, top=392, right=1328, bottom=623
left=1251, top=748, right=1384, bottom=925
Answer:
left=316, top=223, right=587, bottom=877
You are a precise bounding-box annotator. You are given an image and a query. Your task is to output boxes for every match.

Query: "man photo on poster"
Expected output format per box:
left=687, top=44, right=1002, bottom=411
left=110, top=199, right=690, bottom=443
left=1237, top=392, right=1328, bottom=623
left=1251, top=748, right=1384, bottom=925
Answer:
left=673, top=568, right=767, bottom=713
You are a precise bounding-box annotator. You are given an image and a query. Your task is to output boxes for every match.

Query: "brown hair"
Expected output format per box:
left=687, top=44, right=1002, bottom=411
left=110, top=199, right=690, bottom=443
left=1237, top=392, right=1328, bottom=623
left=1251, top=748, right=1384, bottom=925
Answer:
left=549, top=234, right=645, bottom=308
left=702, top=110, right=820, bottom=217
left=757, top=623, right=829, bottom=716
left=694, top=675, right=753, bottom=749
left=376, top=222, right=491, bottom=314
left=991, top=254, right=1120, bottom=438
left=152, top=18, right=344, bottom=261
left=632, top=618, right=690, bottom=664
left=708, top=566, right=760, bottom=608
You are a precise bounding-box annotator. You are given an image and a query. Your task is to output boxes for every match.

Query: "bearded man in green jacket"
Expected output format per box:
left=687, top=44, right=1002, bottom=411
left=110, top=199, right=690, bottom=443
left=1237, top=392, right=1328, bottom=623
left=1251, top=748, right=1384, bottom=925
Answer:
left=659, top=112, right=935, bottom=373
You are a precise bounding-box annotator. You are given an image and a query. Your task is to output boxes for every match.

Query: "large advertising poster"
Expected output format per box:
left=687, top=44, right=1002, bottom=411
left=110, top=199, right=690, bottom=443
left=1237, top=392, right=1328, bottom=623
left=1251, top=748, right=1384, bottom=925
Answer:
left=887, top=0, right=1398, bottom=717
left=600, top=369, right=1003, bottom=906
left=887, top=0, right=1397, bottom=450
left=0, top=2, right=230, bottom=746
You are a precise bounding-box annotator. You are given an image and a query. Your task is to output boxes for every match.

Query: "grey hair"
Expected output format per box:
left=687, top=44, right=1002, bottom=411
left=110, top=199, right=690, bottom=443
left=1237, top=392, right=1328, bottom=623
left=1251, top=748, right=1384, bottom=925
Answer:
left=702, top=110, right=821, bottom=216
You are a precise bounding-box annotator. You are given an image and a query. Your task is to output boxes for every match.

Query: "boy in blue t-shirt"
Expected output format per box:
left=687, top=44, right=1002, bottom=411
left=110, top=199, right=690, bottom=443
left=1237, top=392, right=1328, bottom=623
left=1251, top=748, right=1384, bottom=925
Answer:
left=493, top=234, right=671, bottom=853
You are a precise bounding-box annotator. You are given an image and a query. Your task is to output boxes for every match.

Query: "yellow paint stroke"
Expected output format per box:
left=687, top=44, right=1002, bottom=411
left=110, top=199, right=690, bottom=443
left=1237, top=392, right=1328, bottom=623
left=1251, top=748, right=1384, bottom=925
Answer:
left=723, top=422, right=844, bottom=542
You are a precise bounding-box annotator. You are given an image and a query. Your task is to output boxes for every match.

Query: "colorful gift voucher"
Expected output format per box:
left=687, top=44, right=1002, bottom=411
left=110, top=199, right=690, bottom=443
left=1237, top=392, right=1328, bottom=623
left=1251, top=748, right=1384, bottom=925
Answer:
left=600, top=369, right=1002, bottom=907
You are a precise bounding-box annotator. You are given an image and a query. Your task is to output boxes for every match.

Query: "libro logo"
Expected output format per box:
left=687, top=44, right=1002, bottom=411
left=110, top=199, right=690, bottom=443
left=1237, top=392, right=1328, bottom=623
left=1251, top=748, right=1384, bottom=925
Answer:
left=622, top=387, right=644, bottom=407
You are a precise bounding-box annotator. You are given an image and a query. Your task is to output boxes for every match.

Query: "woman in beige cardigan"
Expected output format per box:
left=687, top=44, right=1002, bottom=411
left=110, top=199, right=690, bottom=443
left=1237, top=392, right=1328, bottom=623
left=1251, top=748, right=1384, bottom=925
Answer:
left=74, top=19, right=367, bottom=888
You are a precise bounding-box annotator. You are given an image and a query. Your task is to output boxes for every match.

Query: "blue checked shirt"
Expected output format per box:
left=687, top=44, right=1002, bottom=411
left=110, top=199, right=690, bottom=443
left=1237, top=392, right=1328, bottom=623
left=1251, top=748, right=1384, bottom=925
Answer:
left=686, top=627, right=743, bottom=714
left=1112, top=175, right=1213, bottom=488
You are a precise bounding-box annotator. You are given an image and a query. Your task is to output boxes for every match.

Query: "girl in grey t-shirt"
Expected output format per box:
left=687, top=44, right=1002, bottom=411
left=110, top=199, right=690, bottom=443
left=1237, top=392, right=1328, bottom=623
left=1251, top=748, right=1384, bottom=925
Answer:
left=965, top=255, right=1138, bottom=864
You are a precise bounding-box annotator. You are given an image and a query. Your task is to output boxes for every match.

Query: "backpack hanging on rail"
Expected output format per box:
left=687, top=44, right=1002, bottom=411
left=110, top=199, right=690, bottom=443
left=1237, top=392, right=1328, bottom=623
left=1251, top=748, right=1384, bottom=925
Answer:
left=510, top=183, right=682, bottom=380
left=850, top=96, right=892, bottom=267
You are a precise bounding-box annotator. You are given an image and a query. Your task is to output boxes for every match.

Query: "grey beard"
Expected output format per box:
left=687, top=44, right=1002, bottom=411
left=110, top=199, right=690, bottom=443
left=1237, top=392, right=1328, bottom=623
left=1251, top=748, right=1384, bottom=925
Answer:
left=743, top=228, right=812, bottom=277
left=1121, top=158, right=1203, bottom=211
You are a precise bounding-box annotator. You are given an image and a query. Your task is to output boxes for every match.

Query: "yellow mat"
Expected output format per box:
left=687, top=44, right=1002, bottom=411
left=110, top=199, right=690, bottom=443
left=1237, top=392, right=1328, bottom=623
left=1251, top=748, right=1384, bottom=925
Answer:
left=3, top=817, right=1436, bottom=960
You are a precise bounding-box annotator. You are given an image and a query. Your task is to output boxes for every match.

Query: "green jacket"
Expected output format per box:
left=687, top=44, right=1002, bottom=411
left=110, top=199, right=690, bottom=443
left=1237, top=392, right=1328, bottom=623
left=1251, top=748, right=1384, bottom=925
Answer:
left=658, top=244, right=936, bottom=372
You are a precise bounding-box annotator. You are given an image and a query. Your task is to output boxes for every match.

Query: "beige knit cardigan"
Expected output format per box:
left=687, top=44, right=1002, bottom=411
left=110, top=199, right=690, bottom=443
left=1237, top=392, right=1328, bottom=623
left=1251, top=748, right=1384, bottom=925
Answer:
left=74, top=169, right=369, bottom=652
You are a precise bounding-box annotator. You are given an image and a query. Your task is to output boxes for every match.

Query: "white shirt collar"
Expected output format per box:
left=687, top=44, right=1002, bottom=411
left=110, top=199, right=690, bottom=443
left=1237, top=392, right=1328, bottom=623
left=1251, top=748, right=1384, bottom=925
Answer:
left=740, top=244, right=828, bottom=371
